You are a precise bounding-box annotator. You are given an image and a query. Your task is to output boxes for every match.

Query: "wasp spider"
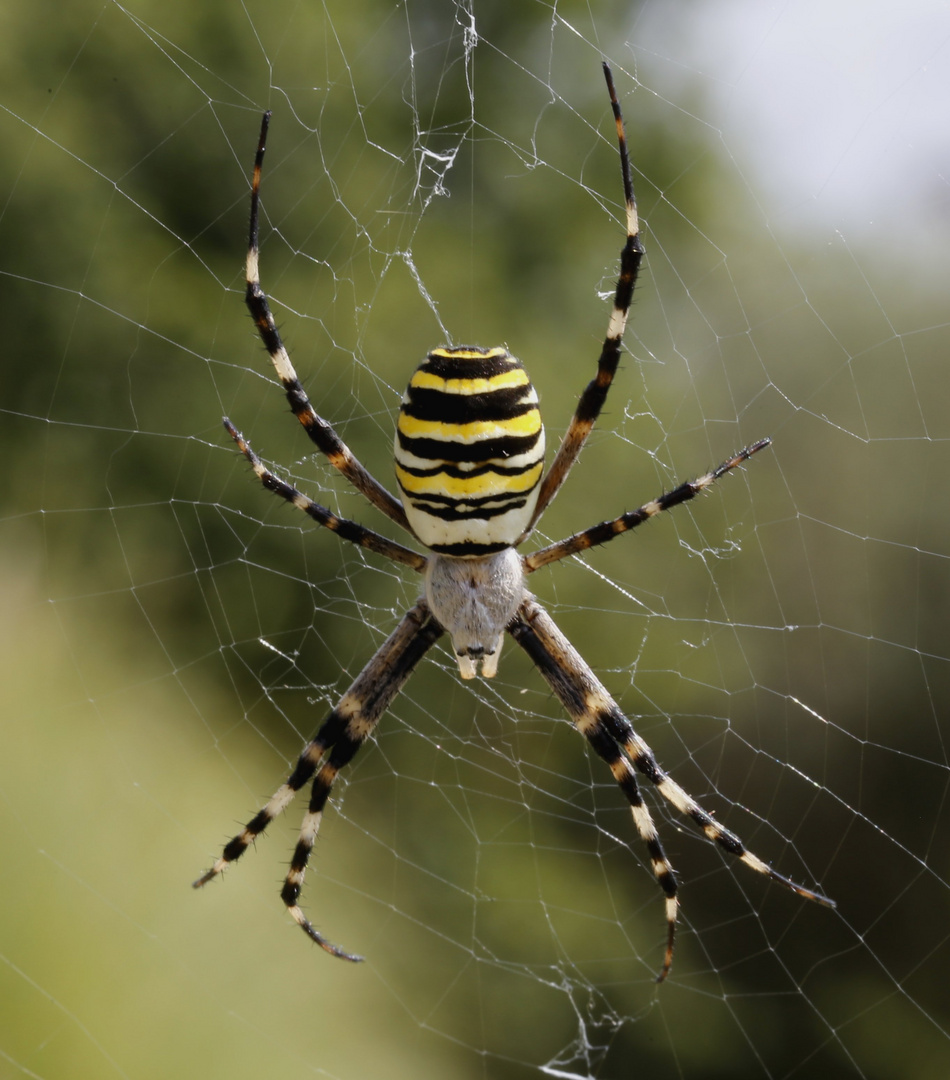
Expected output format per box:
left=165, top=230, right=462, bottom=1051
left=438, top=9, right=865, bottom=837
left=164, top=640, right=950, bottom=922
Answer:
left=195, top=64, right=835, bottom=981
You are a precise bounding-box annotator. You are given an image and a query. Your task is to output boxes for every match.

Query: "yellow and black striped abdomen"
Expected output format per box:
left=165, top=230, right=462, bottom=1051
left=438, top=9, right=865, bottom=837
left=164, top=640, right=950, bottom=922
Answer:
left=394, top=346, right=545, bottom=556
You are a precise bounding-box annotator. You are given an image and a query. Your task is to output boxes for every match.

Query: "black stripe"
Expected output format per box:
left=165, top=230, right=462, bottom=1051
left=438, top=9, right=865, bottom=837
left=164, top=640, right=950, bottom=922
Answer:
left=423, top=351, right=519, bottom=380
left=701, top=819, right=745, bottom=856
left=406, top=495, right=530, bottom=521
left=428, top=539, right=510, bottom=556
left=617, top=769, right=646, bottom=809
left=596, top=706, right=636, bottom=747
left=402, top=385, right=536, bottom=424
left=630, top=746, right=664, bottom=786
left=574, top=237, right=644, bottom=425
left=281, top=874, right=304, bottom=906
left=222, top=825, right=256, bottom=861
left=396, top=430, right=541, bottom=462
left=396, top=459, right=539, bottom=480
left=651, top=846, right=678, bottom=895
left=403, top=486, right=535, bottom=509
left=586, top=723, right=623, bottom=766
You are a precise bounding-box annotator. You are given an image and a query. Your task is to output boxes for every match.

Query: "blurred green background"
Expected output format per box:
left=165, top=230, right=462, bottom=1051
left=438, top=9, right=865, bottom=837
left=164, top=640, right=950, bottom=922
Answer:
left=2, top=1, right=949, bottom=1078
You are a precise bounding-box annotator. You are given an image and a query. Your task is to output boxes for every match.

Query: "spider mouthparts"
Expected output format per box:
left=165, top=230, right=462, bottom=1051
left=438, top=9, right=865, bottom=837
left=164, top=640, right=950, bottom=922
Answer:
left=455, top=647, right=501, bottom=680
left=457, top=655, right=479, bottom=680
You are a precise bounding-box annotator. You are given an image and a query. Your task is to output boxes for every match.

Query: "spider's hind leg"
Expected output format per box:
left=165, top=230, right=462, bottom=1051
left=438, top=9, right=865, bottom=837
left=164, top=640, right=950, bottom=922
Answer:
left=508, top=598, right=678, bottom=981
left=611, top=716, right=836, bottom=908
left=509, top=596, right=834, bottom=981
left=194, top=600, right=444, bottom=959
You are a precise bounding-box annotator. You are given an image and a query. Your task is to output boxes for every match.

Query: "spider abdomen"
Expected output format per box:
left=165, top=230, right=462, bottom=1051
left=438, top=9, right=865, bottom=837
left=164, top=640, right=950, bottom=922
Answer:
left=394, top=346, right=545, bottom=555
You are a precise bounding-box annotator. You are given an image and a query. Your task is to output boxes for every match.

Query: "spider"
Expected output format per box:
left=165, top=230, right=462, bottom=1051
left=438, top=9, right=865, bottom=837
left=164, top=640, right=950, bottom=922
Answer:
left=194, top=64, right=835, bottom=981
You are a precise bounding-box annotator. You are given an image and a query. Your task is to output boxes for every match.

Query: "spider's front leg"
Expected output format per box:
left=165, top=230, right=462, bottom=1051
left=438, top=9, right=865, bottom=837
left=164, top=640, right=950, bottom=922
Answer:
left=194, top=600, right=444, bottom=959
left=223, top=418, right=427, bottom=571
left=243, top=110, right=411, bottom=533
left=525, top=63, right=644, bottom=531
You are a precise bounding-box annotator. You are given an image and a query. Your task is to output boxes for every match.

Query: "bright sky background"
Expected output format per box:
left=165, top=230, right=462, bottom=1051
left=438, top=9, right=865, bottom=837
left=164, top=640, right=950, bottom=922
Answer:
left=643, top=0, right=950, bottom=239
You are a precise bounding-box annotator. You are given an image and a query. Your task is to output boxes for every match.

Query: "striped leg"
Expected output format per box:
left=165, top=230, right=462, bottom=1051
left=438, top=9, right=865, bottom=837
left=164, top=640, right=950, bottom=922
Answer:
left=243, top=111, right=410, bottom=533
left=224, top=419, right=426, bottom=572
left=527, top=64, right=644, bottom=530
left=593, top=703, right=836, bottom=909
left=524, top=439, right=771, bottom=573
left=508, top=597, right=835, bottom=981
left=508, top=598, right=678, bottom=981
left=194, top=600, right=444, bottom=959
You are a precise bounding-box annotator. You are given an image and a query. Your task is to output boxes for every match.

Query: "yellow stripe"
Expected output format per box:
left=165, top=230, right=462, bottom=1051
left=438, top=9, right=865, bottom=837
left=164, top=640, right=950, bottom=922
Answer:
left=429, top=346, right=509, bottom=361
left=395, top=462, right=543, bottom=498
left=409, top=367, right=530, bottom=395
left=397, top=410, right=541, bottom=442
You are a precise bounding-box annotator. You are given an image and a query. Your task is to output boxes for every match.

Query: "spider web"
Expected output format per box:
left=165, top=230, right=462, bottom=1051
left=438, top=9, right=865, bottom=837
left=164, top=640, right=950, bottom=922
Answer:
left=2, top=1, right=949, bottom=1077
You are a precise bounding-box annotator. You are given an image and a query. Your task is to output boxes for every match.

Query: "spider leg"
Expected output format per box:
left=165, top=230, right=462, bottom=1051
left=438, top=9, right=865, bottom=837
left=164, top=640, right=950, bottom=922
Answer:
left=194, top=600, right=444, bottom=959
left=243, top=111, right=411, bottom=533
left=508, top=598, right=678, bottom=981
left=526, top=63, right=643, bottom=532
left=594, top=707, right=836, bottom=909
left=524, top=439, right=771, bottom=573
left=224, top=418, right=426, bottom=572
left=508, top=597, right=835, bottom=981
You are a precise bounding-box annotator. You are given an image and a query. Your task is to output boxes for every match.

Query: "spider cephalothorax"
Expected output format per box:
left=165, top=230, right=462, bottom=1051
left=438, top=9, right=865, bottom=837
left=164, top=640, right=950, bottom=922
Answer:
left=194, top=64, right=834, bottom=981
